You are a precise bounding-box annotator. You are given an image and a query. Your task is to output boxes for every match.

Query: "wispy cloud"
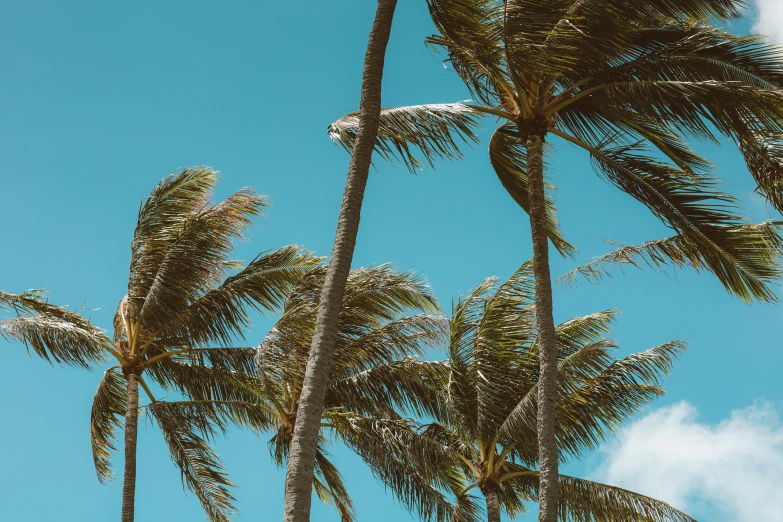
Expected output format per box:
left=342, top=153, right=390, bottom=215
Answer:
left=753, top=0, right=783, bottom=43
left=592, top=401, right=783, bottom=522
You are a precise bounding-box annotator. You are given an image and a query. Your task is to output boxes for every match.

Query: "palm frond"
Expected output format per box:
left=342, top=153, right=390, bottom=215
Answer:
left=511, top=470, right=695, bottom=521
left=165, top=247, right=322, bottom=346
left=138, top=188, right=268, bottom=330
left=489, top=124, right=576, bottom=258
left=557, top=222, right=783, bottom=300
left=146, top=399, right=277, bottom=442
left=554, top=133, right=783, bottom=302
left=150, top=404, right=237, bottom=522
left=0, top=291, right=111, bottom=368
left=314, top=449, right=355, bottom=522
left=90, top=367, right=127, bottom=483
left=128, top=168, right=216, bottom=318
left=328, top=104, right=483, bottom=172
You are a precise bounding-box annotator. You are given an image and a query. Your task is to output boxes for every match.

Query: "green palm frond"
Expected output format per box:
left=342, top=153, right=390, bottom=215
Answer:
left=168, top=247, right=322, bottom=346
left=128, top=168, right=216, bottom=319
left=556, top=135, right=783, bottom=302
left=138, top=187, right=268, bottom=330
left=328, top=104, right=483, bottom=172
left=333, top=414, right=472, bottom=522
left=326, top=357, right=450, bottom=419
left=489, top=124, right=576, bottom=258
left=0, top=290, right=111, bottom=368
left=509, top=470, right=695, bottom=522
left=557, top=222, right=783, bottom=301
left=90, top=367, right=127, bottom=483
left=150, top=404, right=237, bottom=522
left=314, top=449, right=355, bottom=522
left=146, top=399, right=276, bottom=442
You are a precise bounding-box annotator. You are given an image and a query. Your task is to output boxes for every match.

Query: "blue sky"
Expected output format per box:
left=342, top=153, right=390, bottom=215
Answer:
left=1, top=1, right=782, bottom=521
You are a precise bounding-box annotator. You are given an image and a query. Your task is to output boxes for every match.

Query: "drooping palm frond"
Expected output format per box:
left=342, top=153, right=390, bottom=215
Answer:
left=552, top=134, right=783, bottom=302
left=313, top=449, right=355, bottom=522
left=90, top=367, right=127, bottom=483
left=508, top=469, right=695, bottom=522
left=150, top=404, right=237, bottom=522
left=424, top=0, right=506, bottom=106
left=489, top=124, right=576, bottom=258
left=557, top=221, right=783, bottom=300
left=0, top=290, right=111, bottom=368
left=332, top=414, right=476, bottom=522
left=328, top=104, right=483, bottom=172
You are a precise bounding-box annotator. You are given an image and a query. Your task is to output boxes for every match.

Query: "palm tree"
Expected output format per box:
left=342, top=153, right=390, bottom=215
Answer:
left=328, top=2, right=783, bottom=519
left=252, top=264, right=446, bottom=521
left=336, top=263, right=694, bottom=522
left=2, top=168, right=319, bottom=522
left=282, top=2, right=405, bottom=520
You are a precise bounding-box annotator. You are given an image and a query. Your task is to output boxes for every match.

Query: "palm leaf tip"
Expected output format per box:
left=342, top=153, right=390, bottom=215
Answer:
left=328, top=103, right=484, bottom=172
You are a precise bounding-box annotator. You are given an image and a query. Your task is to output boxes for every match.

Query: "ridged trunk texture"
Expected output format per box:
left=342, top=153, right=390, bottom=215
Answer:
left=121, top=372, right=140, bottom=522
left=281, top=1, right=398, bottom=521
left=484, top=487, right=501, bottom=522
left=526, top=133, right=559, bottom=522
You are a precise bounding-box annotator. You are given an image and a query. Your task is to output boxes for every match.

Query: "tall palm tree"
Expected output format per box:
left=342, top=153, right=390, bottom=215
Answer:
left=282, top=1, right=404, bottom=520
left=2, top=168, right=319, bottom=522
left=336, top=263, right=694, bottom=522
left=328, top=2, right=783, bottom=519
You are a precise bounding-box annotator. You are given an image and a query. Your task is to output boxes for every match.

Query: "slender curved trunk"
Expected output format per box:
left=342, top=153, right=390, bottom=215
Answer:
left=525, top=133, right=559, bottom=522
left=484, top=487, right=501, bottom=522
left=282, top=1, right=398, bottom=521
left=121, top=372, right=140, bottom=522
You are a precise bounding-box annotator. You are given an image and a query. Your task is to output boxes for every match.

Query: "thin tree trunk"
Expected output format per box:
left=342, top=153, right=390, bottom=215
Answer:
left=484, top=488, right=501, bottom=522
left=525, top=133, right=559, bottom=522
left=282, top=1, right=397, bottom=521
left=121, top=372, right=140, bottom=522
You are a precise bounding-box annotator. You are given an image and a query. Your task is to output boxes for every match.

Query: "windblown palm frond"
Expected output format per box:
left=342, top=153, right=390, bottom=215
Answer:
left=0, top=289, right=111, bottom=368
left=558, top=222, right=783, bottom=301
left=328, top=104, right=483, bottom=172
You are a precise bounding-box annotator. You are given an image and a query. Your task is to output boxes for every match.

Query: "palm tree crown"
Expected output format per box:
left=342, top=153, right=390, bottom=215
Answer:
left=345, top=263, right=694, bottom=522
left=329, top=0, right=783, bottom=301
left=251, top=264, right=446, bottom=521
left=3, top=168, right=321, bottom=522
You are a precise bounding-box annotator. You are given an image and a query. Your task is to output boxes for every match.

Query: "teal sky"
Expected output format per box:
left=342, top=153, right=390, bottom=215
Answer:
left=1, top=1, right=780, bottom=521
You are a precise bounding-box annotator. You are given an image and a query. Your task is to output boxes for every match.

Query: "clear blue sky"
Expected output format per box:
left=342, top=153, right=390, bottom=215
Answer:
left=1, top=1, right=779, bottom=521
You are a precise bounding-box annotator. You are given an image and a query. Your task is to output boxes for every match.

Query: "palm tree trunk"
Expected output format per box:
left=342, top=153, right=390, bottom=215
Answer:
left=525, top=133, right=559, bottom=522
left=121, top=372, right=140, bottom=522
left=484, top=487, right=501, bottom=522
left=282, top=1, right=398, bottom=521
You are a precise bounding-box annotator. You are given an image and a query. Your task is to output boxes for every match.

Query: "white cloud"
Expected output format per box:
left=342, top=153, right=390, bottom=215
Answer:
left=753, top=0, right=783, bottom=43
left=592, top=401, right=783, bottom=522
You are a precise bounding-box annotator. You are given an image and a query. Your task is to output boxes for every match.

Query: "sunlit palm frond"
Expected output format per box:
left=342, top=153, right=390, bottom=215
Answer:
left=90, top=367, right=127, bottom=483
left=0, top=290, right=111, bottom=368
left=328, top=104, right=483, bottom=172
